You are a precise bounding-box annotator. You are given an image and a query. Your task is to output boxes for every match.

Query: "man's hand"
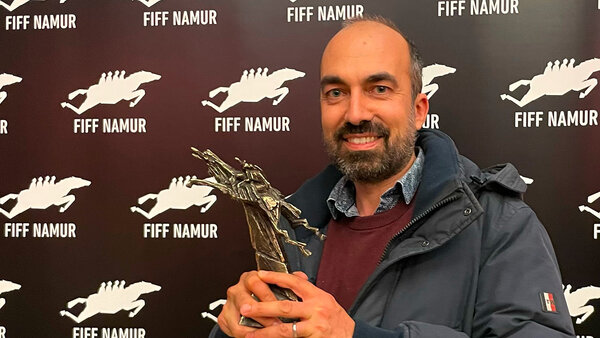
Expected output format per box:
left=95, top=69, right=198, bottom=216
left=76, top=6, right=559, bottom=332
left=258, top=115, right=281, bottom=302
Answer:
left=217, top=270, right=282, bottom=337
left=240, top=270, right=355, bottom=338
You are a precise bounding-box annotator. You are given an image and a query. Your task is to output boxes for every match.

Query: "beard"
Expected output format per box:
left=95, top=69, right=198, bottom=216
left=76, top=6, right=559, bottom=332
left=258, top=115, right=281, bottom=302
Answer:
left=323, top=113, right=417, bottom=184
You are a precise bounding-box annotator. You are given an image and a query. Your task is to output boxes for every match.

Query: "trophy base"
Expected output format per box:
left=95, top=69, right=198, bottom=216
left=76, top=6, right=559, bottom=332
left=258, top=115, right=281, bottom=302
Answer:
left=239, top=284, right=300, bottom=328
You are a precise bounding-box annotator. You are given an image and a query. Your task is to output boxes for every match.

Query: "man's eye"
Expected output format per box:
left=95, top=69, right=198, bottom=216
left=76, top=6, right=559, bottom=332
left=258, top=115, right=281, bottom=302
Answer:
left=374, top=86, right=388, bottom=94
left=327, top=89, right=342, bottom=97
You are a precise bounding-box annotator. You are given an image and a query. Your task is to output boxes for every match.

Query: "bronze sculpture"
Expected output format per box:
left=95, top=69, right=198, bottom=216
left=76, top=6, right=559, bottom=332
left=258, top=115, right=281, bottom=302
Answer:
left=187, top=148, right=325, bottom=327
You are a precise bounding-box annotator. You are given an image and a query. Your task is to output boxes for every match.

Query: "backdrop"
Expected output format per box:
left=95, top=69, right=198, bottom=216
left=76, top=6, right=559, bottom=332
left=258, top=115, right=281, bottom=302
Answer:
left=0, top=0, right=598, bottom=337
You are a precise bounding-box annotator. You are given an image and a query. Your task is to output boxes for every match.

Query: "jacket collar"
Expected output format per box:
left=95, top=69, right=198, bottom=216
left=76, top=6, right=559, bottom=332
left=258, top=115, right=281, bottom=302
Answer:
left=412, top=129, right=465, bottom=215
left=284, top=129, right=527, bottom=277
left=288, top=129, right=471, bottom=225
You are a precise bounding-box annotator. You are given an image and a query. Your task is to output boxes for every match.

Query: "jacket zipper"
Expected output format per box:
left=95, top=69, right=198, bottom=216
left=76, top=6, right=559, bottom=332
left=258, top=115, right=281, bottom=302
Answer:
left=349, top=194, right=461, bottom=317
left=378, top=194, right=460, bottom=264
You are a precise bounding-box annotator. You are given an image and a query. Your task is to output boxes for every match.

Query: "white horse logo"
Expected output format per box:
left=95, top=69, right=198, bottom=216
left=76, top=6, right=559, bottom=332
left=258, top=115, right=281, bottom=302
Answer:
left=60, top=280, right=161, bottom=323
left=131, top=176, right=217, bottom=219
left=421, top=64, right=456, bottom=99
left=202, top=67, right=305, bottom=113
left=61, top=70, right=161, bottom=115
left=501, top=58, right=600, bottom=107
left=0, top=176, right=91, bottom=219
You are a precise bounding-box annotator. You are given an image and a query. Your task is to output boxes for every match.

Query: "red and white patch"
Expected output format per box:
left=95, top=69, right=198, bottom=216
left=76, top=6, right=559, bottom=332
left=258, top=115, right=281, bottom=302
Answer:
left=540, top=292, right=557, bottom=313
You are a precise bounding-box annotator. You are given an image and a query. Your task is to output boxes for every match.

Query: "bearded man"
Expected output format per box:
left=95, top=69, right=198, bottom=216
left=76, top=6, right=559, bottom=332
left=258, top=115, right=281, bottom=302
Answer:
left=209, top=16, right=575, bottom=338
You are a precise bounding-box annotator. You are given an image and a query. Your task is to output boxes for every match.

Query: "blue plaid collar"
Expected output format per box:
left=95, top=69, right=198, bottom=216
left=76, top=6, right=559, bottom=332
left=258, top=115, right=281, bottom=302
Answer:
left=327, top=148, right=424, bottom=219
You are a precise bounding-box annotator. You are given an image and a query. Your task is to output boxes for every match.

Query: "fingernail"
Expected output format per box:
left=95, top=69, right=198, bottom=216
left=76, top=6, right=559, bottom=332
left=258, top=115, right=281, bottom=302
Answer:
left=240, top=304, right=251, bottom=315
left=258, top=270, right=268, bottom=277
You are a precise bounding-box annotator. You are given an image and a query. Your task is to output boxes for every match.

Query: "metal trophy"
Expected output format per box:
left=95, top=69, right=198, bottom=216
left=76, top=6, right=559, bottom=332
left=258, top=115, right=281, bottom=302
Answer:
left=187, top=148, right=325, bottom=327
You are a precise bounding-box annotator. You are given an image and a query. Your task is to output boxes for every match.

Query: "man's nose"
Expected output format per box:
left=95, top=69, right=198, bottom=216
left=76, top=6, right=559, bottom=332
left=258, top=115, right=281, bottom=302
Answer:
left=345, top=92, right=373, bottom=125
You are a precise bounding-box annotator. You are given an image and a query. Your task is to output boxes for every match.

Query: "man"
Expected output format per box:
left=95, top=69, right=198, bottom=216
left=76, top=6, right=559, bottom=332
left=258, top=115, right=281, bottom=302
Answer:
left=210, top=16, right=575, bottom=338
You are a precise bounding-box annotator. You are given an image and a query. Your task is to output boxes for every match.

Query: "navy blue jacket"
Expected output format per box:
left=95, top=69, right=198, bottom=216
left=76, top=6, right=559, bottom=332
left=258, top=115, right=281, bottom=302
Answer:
left=211, top=129, right=575, bottom=337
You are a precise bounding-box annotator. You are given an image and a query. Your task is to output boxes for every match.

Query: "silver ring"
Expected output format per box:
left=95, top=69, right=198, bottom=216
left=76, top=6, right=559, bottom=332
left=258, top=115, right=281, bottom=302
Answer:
left=292, top=321, right=298, bottom=338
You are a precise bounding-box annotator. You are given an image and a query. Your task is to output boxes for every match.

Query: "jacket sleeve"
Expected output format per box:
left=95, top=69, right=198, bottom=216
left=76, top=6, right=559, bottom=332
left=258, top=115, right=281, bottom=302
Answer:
left=469, top=203, right=574, bottom=337
left=354, top=202, right=574, bottom=338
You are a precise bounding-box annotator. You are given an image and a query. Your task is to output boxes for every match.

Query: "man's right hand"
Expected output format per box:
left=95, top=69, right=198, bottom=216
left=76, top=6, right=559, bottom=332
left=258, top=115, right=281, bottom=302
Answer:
left=217, top=271, right=281, bottom=337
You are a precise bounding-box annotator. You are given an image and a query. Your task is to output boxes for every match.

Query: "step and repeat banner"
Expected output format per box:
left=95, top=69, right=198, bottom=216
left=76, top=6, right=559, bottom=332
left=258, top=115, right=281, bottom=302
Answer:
left=0, top=0, right=599, bottom=337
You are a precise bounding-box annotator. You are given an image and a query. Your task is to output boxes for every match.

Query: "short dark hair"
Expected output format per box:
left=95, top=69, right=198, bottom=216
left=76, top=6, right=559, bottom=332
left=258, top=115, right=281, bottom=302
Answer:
left=343, top=15, right=423, bottom=100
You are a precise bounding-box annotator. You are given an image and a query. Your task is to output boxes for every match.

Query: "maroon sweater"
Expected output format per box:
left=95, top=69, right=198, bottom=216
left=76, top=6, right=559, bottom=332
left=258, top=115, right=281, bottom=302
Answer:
left=316, top=200, right=415, bottom=310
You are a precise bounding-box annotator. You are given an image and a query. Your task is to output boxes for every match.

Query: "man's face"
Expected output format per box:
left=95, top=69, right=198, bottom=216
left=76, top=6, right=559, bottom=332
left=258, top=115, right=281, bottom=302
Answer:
left=320, top=21, right=428, bottom=183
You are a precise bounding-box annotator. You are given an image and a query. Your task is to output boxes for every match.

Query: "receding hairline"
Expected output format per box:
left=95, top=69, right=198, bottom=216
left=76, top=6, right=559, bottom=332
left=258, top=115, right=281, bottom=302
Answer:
left=323, top=17, right=410, bottom=59
left=342, top=15, right=408, bottom=44
left=332, top=15, right=424, bottom=100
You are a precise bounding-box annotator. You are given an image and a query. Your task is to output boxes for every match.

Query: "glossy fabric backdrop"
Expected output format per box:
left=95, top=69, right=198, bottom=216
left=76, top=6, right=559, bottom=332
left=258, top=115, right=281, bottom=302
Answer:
left=0, top=0, right=598, bottom=337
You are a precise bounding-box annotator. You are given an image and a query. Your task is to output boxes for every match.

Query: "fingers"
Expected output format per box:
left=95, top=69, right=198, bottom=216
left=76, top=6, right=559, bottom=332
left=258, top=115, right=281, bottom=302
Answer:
left=241, top=300, right=311, bottom=320
left=238, top=271, right=355, bottom=338
left=246, top=322, right=302, bottom=338
left=238, top=271, right=282, bottom=327
left=242, top=271, right=278, bottom=302
left=218, top=271, right=282, bottom=335
left=292, top=271, right=309, bottom=280
left=258, top=270, right=315, bottom=299
left=220, top=295, right=277, bottom=335
left=217, top=305, right=255, bottom=337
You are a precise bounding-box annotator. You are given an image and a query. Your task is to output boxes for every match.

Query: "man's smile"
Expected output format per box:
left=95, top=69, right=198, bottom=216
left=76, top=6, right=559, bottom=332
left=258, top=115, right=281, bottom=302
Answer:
left=342, top=133, right=383, bottom=150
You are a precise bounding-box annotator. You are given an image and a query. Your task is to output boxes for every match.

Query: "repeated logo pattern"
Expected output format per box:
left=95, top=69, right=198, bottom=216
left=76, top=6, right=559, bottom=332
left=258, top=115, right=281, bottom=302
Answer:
left=0, top=176, right=91, bottom=219
left=60, top=280, right=161, bottom=323
left=202, top=67, right=305, bottom=113
left=0, top=2, right=597, bottom=336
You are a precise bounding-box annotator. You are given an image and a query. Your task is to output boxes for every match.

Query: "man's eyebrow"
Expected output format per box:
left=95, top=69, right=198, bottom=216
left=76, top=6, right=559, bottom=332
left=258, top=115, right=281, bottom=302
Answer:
left=320, top=75, right=346, bottom=90
left=366, top=72, right=398, bottom=87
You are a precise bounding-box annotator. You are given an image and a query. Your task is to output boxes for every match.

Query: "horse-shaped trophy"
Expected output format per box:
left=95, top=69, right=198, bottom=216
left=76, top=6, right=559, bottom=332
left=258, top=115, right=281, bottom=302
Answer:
left=187, top=148, right=325, bottom=327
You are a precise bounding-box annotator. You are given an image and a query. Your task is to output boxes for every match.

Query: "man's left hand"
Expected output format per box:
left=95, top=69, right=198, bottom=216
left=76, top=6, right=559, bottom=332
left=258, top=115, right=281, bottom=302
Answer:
left=241, top=270, right=355, bottom=338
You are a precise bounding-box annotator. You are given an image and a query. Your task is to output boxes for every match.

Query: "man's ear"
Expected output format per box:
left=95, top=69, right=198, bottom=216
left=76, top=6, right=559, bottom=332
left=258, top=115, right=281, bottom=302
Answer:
left=414, top=93, right=429, bottom=130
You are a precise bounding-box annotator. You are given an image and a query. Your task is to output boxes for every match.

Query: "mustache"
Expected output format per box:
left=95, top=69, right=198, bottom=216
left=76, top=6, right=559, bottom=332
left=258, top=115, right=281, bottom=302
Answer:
left=333, top=121, right=390, bottom=141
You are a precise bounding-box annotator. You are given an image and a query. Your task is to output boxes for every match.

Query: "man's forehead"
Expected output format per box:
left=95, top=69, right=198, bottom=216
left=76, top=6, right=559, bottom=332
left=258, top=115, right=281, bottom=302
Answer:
left=323, top=21, right=409, bottom=57
left=320, top=21, right=410, bottom=81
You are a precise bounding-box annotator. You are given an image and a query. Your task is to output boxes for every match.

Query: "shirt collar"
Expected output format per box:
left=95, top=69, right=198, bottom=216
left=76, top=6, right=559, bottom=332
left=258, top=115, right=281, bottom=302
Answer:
left=326, top=147, right=424, bottom=219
